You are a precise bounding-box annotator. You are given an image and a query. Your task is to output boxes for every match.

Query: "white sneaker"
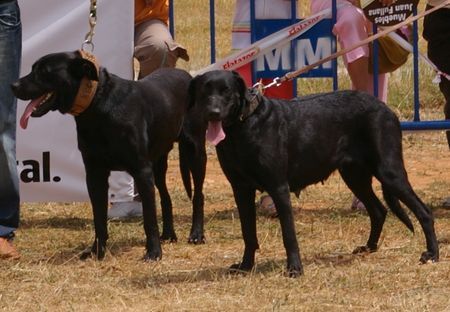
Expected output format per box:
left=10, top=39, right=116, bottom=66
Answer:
left=108, top=201, right=143, bottom=219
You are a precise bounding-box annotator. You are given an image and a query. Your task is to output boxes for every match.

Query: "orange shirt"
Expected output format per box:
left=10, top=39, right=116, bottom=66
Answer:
left=135, top=0, right=169, bottom=26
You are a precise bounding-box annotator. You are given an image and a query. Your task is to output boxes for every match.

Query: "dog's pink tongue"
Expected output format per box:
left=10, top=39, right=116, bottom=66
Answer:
left=206, top=121, right=226, bottom=146
left=20, top=96, right=45, bottom=129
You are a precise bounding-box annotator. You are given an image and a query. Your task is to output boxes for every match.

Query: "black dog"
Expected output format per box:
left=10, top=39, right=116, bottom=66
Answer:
left=12, top=50, right=207, bottom=261
left=188, top=70, right=439, bottom=277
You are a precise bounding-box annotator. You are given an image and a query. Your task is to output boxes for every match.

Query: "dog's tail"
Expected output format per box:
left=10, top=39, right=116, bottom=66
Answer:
left=382, top=187, right=414, bottom=233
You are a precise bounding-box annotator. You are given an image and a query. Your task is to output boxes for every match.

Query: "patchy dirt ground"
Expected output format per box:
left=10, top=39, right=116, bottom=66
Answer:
left=402, top=132, right=450, bottom=202
left=2, top=127, right=450, bottom=312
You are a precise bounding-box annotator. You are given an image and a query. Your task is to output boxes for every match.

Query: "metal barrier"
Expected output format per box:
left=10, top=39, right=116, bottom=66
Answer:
left=174, top=0, right=450, bottom=131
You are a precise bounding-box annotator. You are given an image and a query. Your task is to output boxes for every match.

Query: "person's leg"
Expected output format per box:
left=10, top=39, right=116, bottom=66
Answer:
left=332, top=4, right=388, bottom=210
left=424, top=6, right=450, bottom=206
left=134, top=19, right=188, bottom=78
left=108, top=19, right=188, bottom=219
left=0, top=0, right=21, bottom=259
left=109, top=20, right=189, bottom=219
left=439, top=77, right=450, bottom=148
left=333, top=4, right=388, bottom=102
left=347, top=58, right=388, bottom=102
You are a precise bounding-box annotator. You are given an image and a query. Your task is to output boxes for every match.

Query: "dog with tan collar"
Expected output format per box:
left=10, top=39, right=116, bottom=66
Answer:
left=12, top=50, right=207, bottom=261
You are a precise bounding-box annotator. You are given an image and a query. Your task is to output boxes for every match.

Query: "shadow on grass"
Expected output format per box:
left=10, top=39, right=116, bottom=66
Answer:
left=129, top=266, right=229, bottom=286
left=36, top=236, right=151, bottom=265
left=127, top=253, right=360, bottom=288
left=20, top=214, right=165, bottom=230
left=306, top=252, right=360, bottom=266
left=173, top=205, right=366, bottom=224
left=19, top=205, right=444, bottom=233
left=20, top=216, right=92, bottom=230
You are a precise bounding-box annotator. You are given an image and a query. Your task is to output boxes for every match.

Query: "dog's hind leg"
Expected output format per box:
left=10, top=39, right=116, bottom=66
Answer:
left=179, top=135, right=206, bottom=244
left=228, top=184, right=258, bottom=275
left=153, top=155, right=177, bottom=243
left=80, top=166, right=110, bottom=260
left=373, top=129, right=439, bottom=262
left=339, top=166, right=387, bottom=254
left=377, top=168, right=439, bottom=263
left=134, top=164, right=163, bottom=261
left=370, top=113, right=438, bottom=262
left=267, top=184, right=303, bottom=277
left=382, top=187, right=414, bottom=232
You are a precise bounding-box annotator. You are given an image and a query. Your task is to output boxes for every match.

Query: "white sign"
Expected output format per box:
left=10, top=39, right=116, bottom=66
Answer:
left=17, top=0, right=134, bottom=202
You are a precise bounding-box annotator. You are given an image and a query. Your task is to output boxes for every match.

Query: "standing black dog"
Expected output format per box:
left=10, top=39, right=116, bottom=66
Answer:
left=12, top=50, right=207, bottom=261
left=188, top=70, right=439, bottom=277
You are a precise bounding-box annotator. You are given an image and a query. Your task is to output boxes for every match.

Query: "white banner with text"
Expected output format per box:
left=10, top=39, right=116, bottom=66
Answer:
left=17, top=0, right=133, bottom=202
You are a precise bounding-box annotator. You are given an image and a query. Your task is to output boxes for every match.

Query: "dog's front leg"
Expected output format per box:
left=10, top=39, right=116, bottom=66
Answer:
left=80, top=166, right=110, bottom=260
left=134, top=165, right=162, bottom=261
left=228, top=184, right=258, bottom=274
left=268, top=185, right=304, bottom=277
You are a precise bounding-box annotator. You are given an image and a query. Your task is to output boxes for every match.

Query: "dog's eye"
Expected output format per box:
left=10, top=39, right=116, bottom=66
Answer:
left=36, top=65, right=52, bottom=77
left=220, top=86, right=230, bottom=94
left=39, top=67, right=50, bottom=75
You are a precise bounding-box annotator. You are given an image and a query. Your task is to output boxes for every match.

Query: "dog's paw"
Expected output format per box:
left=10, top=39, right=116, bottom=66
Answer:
left=352, top=245, right=377, bottom=254
left=285, top=266, right=304, bottom=278
left=80, top=244, right=105, bottom=261
left=419, top=251, right=439, bottom=264
left=79, top=248, right=105, bottom=261
left=188, top=233, right=206, bottom=245
left=80, top=249, right=93, bottom=261
left=160, top=232, right=177, bottom=243
left=228, top=262, right=252, bottom=275
left=143, top=249, right=162, bottom=262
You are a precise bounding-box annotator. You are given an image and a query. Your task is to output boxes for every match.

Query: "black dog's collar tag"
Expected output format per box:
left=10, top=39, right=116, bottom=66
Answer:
left=240, top=85, right=263, bottom=121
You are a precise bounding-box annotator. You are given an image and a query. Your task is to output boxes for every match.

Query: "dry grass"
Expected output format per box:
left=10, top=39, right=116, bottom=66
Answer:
left=2, top=131, right=450, bottom=311
left=2, top=1, right=450, bottom=311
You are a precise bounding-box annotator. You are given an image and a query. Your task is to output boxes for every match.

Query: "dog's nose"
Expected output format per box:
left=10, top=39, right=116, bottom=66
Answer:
left=10, top=81, right=20, bottom=94
left=208, top=108, right=221, bottom=120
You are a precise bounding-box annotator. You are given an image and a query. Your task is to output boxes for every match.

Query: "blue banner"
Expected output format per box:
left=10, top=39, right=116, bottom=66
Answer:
left=254, top=19, right=335, bottom=78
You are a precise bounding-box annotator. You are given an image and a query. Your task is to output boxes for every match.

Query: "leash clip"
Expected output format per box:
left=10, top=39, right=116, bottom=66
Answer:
left=252, top=81, right=265, bottom=95
left=263, top=77, right=282, bottom=90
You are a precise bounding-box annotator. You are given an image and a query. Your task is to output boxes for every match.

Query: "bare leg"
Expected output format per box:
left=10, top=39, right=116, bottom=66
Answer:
left=347, top=56, right=388, bottom=102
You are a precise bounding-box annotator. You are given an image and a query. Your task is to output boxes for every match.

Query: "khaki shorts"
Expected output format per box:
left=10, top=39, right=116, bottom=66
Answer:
left=134, top=19, right=189, bottom=78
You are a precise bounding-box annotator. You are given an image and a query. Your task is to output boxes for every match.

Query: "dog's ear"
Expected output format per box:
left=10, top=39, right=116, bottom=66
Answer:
left=232, top=71, right=252, bottom=103
left=187, top=75, right=199, bottom=110
left=70, top=58, right=99, bottom=81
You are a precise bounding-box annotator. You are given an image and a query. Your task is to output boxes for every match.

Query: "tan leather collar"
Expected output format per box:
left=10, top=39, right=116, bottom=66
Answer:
left=69, top=50, right=100, bottom=116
